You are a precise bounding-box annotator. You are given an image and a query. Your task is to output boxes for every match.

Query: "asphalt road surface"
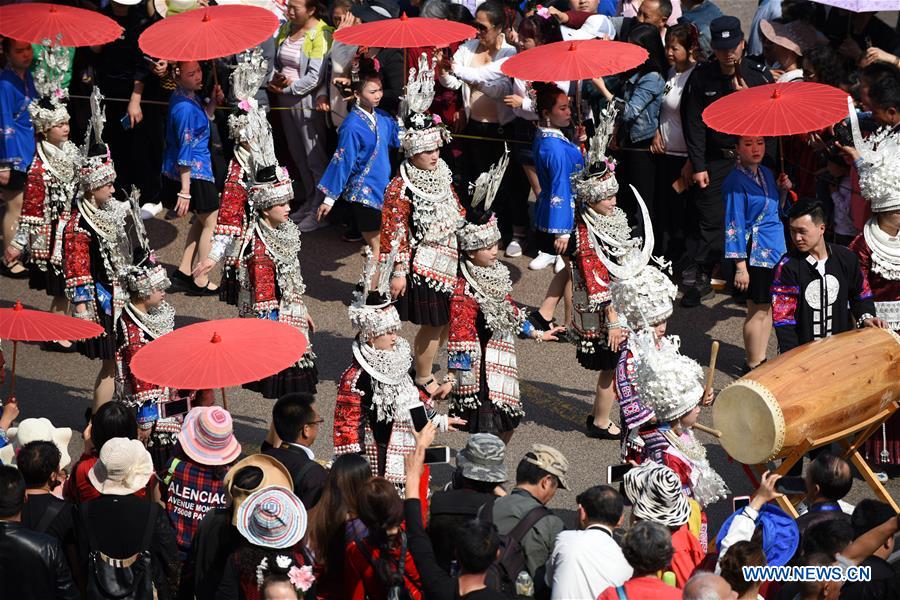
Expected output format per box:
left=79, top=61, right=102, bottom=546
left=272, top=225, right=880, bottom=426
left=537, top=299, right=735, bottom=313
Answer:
left=3, top=210, right=897, bottom=529
left=3, top=3, right=898, bottom=532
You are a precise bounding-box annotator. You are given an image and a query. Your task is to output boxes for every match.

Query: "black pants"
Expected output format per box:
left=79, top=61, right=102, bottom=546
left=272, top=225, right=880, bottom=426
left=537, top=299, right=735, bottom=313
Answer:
left=616, top=144, right=658, bottom=252
left=459, top=121, right=528, bottom=237
left=654, top=153, right=691, bottom=264
left=100, top=79, right=166, bottom=204
left=690, top=158, right=734, bottom=275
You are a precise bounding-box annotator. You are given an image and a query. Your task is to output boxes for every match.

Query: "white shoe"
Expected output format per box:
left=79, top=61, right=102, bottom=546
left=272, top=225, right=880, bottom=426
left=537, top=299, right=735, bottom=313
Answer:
left=554, top=254, right=565, bottom=273
left=505, top=238, right=524, bottom=257
left=528, top=251, right=557, bottom=270
left=140, top=202, right=163, bottom=220
left=296, top=212, right=325, bottom=232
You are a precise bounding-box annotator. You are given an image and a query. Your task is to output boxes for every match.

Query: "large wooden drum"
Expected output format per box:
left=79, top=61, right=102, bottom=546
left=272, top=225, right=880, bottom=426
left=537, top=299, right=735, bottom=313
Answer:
left=713, top=328, right=900, bottom=465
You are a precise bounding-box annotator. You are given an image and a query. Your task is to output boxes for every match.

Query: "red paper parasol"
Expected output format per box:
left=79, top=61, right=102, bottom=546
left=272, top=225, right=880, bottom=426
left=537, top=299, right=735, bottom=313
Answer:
left=333, top=13, right=476, bottom=48
left=500, top=39, right=648, bottom=82
left=702, top=82, right=850, bottom=137
left=139, top=5, right=279, bottom=61
left=131, top=318, right=306, bottom=392
left=0, top=301, right=105, bottom=400
left=0, top=3, right=123, bottom=47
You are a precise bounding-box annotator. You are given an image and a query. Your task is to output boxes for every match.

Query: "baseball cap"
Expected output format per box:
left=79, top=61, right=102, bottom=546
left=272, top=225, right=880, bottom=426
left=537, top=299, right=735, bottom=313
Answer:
left=524, top=444, right=569, bottom=489
left=710, top=16, right=743, bottom=50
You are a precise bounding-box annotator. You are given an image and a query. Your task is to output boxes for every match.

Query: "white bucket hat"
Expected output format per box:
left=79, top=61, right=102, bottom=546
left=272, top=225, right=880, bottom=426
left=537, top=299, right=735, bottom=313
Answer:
left=0, top=417, right=72, bottom=470
left=88, top=438, right=154, bottom=496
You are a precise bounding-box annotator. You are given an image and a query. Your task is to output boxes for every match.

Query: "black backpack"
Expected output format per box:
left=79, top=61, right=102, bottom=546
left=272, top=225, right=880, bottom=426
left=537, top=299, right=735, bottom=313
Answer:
left=480, top=496, right=551, bottom=599
left=82, top=502, right=157, bottom=600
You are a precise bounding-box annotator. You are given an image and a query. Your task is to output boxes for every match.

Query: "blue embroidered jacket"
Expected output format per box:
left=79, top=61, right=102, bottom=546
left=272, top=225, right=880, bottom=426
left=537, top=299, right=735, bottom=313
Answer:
left=162, top=89, right=214, bottom=183
left=0, top=67, right=37, bottom=173
left=533, top=128, right=583, bottom=235
left=318, top=105, right=399, bottom=210
left=723, top=163, right=787, bottom=269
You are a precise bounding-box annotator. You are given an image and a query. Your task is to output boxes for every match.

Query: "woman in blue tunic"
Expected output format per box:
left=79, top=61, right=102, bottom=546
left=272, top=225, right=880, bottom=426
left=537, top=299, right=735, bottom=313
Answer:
left=528, top=83, right=584, bottom=337
left=161, top=60, right=224, bottom=296
left=317, top=55, right=399, bottom=264
left=724, top=135, right=792, bottom=372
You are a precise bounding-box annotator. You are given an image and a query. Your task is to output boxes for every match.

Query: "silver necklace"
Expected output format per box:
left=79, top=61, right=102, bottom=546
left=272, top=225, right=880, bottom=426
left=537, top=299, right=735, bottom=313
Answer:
left=461, top=259, right=520, bottom=335
left=126, top=301, right=175, bottom=340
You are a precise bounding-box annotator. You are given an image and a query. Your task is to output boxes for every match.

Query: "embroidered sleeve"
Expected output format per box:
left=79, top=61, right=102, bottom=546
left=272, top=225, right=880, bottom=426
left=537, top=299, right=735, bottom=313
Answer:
left=771, top=256, right=800, bottom=353
left=723, top=184, right=749, bottom=260
left=318, top=122, right=363, bottom=200
left=12, top=161, right=46, bottom=250
left=334, top=366, right=365, bottom=454
left=378, top=177, right=411, bottom=275
left=848, top=251, right=876, bottom=319
left=616, top=347, right=655, bottom=430
left=848, top=233, right=871, bottom=282
left=118, top=319, right=165, bottom=410
left=246, top=238, right=278, bottom=313
left=573, top=222, right=612, bottom=309
left=447, top=278, right=478, bottom=371
left=174, top=104, right=204, bottom=171
left=543, top=143, right=578, bottom=234
left=214, top=160, right=248, bottom=238
left=64, top=218, right=94, bottom=300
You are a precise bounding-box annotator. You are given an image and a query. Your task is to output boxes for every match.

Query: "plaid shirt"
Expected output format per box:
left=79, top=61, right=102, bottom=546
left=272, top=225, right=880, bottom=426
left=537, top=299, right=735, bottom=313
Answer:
left=162, top=457, right=228, bottom=549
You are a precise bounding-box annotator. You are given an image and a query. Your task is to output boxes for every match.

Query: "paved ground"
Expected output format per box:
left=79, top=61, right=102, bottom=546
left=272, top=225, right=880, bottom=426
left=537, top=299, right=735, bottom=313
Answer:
left=3, top=210, right=897, bottom=530
left=3, top=3, right=898, bottom=533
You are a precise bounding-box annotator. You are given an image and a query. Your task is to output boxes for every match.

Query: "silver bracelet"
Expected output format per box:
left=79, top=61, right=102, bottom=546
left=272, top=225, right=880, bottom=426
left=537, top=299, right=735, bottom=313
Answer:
left=177, top=192, right=191, bottom=199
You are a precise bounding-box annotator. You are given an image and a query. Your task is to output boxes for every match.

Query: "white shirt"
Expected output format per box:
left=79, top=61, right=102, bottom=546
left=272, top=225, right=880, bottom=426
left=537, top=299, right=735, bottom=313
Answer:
left=439, top=37, right=517, bottom=125
left=658, top=65, right=695, bottom=157
left=545, top=525, right=633, bottom=600
left=286, top=442, right=315, bottom=460
left=777, top=68, right=804, bottom=83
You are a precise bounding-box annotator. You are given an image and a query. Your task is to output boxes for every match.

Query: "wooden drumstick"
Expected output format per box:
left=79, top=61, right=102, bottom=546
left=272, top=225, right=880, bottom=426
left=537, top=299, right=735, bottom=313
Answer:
left=693, top=423, right=722, bottom=438
left=705, top=341, right=720, bottom=394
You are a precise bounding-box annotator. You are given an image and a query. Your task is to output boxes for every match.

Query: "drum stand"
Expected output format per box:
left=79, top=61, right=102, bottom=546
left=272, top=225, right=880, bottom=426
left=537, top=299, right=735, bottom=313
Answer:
left=750, top=400, right=899, bottom=518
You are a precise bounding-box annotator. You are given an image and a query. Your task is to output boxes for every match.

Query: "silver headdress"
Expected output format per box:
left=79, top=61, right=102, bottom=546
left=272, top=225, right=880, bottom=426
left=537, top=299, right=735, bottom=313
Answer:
left=349, top=245, right=402, bottom=341
left=28, top=38, right=70, bottom=132
left=80, top=87, right=116, bottom=191
left=611, top=250, right=677, bottom=330
left=573, top=104, right=619, bottom=203
left=123, top=260, right=171, bottom=298
left=848, top=97, right=900, bottom=214
left=249, top=165, right=294, bottom=210
left=631, top=328, right=703, bottom=423
left=228, top=48, right=276, bottom=169
left=458, top=147, right=509, bottom=252
left=399, top=53, right=451, bottom=156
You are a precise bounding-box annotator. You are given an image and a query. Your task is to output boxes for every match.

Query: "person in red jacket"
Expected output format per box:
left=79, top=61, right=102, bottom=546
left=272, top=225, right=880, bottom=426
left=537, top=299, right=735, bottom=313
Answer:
left=597, top=520, right=683, bottom=600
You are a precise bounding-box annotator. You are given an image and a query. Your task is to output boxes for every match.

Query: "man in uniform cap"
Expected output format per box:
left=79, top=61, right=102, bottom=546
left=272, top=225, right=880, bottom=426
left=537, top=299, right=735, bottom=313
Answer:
left=680, top=14, right=773, bottom=308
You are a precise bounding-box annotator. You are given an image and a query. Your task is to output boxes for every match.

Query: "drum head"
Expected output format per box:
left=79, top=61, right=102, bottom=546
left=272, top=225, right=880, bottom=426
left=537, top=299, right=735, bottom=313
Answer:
left=714, top=380, right=785, bottom=465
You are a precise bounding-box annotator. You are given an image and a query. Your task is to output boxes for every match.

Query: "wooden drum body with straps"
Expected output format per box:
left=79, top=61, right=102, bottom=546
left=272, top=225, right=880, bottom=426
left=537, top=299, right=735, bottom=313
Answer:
left=713, top=328, right=900, bottom=465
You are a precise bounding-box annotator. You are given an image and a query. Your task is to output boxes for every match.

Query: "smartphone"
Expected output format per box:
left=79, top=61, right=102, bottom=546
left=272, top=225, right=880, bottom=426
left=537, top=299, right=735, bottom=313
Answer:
left=775, top=476, right=807, bottom=495
left=607, top=463, right=634, bottom=484
left=409, top=404, right=429, bottom=432
left=424, top=446, right=451, bottom=464
left=733, top=496, right=751, bottom=511
left=160, top=397, right=190, bottom=419
left=833, top=121, right=854, bottom=149
left=120, top=114, right=132, bottom=131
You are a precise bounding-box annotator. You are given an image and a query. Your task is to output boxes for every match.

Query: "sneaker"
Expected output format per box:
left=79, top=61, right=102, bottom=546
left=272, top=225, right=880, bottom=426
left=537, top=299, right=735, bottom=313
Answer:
left=554, top=254, right=565, bottom=273
left=140, top=202, right=163, bottom=220
left=296, top=212, right=326, bottom=233
left=681, top=273, right=714, bottom=308
left=505, top=238, right=524, bottom=257
left=528, top=251, right=557, bottom=271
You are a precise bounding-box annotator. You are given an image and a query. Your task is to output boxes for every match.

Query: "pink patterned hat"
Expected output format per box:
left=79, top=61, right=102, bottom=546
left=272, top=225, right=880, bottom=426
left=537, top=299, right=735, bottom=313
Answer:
left=178, top=407, right=242, bottom=466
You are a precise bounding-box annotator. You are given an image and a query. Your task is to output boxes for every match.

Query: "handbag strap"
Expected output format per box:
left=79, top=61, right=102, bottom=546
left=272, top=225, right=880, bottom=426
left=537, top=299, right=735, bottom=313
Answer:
left=616, top=586, right=628, bottom=600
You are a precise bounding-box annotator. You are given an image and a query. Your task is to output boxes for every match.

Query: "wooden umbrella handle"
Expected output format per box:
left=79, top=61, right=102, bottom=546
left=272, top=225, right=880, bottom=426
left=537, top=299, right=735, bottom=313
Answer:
left=705, top=340, right=720, bottom=394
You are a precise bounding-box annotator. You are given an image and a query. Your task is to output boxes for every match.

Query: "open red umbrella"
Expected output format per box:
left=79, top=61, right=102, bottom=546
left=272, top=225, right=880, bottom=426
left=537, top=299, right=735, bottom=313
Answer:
left=131, top=318, right=306, bottom=408
left=333, top=12, right=476, bottom=48
left=0, top=3, right=122, bottom=47
left=702, top=82, right=850, bottom=137
left=0, top=301, right=105, bottom=400
left=139, top=5, right=279, bottom=61
left=500, top=39, right=648, bottom=82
